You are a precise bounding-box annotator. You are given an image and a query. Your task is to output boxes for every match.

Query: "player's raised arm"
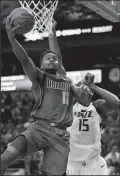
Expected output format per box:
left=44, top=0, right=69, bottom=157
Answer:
left=48, top=19, right=66, bottom=75
left=90, top=83, right=120, bottom=114
left=6, top=16, right=43, bottom=84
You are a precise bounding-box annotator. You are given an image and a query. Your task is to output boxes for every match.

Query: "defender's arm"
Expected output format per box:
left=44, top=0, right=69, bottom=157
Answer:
left=91, top=84, right=120, bottom=114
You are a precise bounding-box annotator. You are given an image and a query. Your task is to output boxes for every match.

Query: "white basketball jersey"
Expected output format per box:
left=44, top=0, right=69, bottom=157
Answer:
left=68, top=102, right=102, bottom=162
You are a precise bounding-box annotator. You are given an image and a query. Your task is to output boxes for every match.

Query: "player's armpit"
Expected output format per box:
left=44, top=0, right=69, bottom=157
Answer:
left=72, top=97, right=77, bottom=105
left=58, top=63, right=66, bottom=76
left=21, top=57, right=43, bottom=83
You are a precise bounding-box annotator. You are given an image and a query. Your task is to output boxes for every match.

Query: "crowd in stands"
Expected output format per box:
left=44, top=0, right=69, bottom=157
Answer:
left=1, top=91, right=120, bottom=175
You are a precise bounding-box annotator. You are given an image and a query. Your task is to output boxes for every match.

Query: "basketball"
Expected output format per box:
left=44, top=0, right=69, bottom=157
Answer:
left=9, top=7, right=35, bottom=34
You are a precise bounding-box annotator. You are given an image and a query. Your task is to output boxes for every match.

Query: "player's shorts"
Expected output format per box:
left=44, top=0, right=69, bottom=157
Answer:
left=67, top=154, right=108, bottom=175
left=11, top=119, right=70, bottom=175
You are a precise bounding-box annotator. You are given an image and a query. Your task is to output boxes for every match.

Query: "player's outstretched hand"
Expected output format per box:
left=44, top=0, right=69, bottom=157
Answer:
left=84, top=73, right=95, bottom=85
left=6, top=16, right=19, bottom=40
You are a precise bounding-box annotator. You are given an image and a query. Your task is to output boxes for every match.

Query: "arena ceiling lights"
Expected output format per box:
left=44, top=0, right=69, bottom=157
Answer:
left=24, top=25, right=113, bottom=41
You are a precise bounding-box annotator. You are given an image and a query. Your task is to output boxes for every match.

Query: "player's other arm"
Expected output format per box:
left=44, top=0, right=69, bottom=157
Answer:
left=48, top=19, right=66, bottom=75
left=6, top=16, right=42, bottom=85
left=91, top=83, right=120, bottom=114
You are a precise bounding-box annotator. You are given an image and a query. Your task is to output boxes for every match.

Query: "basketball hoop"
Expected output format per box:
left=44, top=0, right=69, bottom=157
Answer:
left=19, top=0, right=59, bottom=34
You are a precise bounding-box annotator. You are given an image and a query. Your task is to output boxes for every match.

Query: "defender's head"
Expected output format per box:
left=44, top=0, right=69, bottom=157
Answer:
left=40, top=50, right=59, bottom=72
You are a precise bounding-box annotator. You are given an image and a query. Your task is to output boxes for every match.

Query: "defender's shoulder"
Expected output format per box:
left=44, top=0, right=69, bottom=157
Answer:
left=93, top=99, right=112, bottom=115
left=93, top=99, right=105, bottom=109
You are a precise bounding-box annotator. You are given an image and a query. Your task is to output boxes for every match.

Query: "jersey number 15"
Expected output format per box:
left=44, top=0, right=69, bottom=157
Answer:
left=79, top=119, right=89, bottom=131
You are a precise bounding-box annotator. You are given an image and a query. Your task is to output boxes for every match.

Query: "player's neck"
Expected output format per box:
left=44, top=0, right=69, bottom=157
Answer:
left=45, top=69, right=57, bottom=75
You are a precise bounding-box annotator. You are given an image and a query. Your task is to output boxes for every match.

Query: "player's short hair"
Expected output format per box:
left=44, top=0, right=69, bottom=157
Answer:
left=40, top=49, right=56, bottom=66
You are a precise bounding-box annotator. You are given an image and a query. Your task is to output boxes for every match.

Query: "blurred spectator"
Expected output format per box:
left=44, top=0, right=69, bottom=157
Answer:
left=105, top=139, right=120, bottom=175
left=105, top=145, right=120, bottom=163
left=1, top=105, right=12, bottom=123
left=12, top=101, right=30, bottom=124
left=109, top=166, right=119, bottom=175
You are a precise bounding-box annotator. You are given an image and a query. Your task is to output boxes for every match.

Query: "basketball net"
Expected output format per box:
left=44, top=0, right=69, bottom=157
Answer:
left=19, top=0, right=58, bottom=36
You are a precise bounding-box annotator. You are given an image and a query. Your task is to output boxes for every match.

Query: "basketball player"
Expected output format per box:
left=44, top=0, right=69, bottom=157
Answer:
left=1, top=17, right=94, bottom=176
left=67, top=76, right=120, bottom=175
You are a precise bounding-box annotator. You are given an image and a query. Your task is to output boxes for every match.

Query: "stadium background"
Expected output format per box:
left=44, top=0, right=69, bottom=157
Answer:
left=1, top=0, right=120, bottom=175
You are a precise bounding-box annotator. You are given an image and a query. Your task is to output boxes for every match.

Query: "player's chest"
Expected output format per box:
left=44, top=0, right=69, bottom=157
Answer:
left=44, top=78, right=71, bottom=92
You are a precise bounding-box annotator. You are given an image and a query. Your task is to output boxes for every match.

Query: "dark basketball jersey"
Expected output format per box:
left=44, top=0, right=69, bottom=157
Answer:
left=32, top=73, right=73, bottom=127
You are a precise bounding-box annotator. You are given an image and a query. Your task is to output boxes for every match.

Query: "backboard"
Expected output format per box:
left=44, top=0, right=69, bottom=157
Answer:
left=77, top=0, right=120, bottom=22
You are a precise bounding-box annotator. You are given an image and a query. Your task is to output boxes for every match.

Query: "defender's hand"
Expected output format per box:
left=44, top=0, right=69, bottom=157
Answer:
left=84, top=73, right=95, bottom=85
left=80, top=84, right=94, bottom=96
left=76, top=79, right=94, bottom=95
left=6, top=16, right=19, bottom=40
left=76, top=79, right=86, bottom=86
